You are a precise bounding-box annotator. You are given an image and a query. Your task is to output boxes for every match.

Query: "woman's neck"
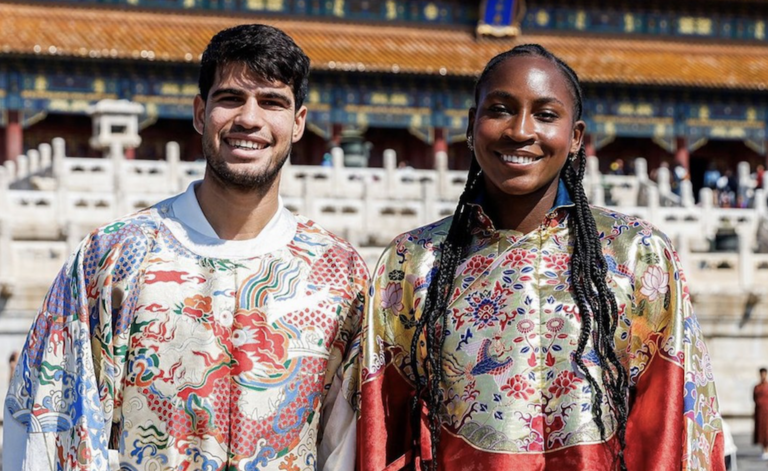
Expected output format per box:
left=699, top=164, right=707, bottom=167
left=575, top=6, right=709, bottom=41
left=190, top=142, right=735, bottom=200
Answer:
left=482, top=176, right=560, bottom=234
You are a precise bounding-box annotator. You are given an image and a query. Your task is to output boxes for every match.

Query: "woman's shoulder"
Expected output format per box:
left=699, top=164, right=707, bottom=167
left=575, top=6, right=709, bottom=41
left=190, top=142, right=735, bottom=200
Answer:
left=588, top=205, right=674, bottom=249
left=390, top=215, right=453, bottom=251
left=590, top=206, right=675, bottom=260
left=374, top=216, right=454, bottom=273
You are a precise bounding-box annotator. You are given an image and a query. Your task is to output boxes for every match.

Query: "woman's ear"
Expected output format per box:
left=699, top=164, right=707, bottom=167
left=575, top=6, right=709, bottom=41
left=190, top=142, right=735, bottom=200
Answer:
left=570, top=120, right=586, bottom=154
left=466, top=107, right=476, bottom=142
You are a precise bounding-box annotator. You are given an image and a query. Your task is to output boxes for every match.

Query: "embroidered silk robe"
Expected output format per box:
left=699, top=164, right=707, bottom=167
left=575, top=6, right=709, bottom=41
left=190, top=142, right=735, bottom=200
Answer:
left=358, top=201, right=724, bottom=471
left=5, top=186, right=367, bottom=471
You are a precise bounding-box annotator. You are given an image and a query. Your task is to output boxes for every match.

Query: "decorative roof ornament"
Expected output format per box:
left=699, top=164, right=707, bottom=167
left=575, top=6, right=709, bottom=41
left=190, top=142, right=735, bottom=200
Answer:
left=476, top=0, right=526, bottom=37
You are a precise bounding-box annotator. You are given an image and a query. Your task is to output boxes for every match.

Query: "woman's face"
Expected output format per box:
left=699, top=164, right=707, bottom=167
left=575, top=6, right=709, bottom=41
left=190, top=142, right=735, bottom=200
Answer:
left=469, top=56, right=585, bottom=201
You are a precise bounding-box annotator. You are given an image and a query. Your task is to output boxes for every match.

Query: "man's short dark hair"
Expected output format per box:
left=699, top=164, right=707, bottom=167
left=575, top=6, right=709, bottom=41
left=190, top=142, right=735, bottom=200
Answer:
left=761, top=368, right=767, bottom=375
left=198, top=24, right=310, bottom=109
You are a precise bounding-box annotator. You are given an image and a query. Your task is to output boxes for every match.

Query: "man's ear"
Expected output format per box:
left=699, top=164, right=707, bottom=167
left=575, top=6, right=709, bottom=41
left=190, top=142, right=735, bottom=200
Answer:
left=570, top=120, right=586, bottom=154
left=292, top=105, right=308, bottom=143
left=192, top=94, right=206, bottom=135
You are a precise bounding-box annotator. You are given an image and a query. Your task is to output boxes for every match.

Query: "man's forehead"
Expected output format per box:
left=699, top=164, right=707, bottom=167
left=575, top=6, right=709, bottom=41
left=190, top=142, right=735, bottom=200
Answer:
left=212, top=62, right=292, bottom=94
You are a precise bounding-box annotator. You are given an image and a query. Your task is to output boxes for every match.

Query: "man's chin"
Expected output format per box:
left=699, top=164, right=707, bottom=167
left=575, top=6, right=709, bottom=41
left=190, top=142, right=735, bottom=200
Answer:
left=206, top=155, right=288, bottom=192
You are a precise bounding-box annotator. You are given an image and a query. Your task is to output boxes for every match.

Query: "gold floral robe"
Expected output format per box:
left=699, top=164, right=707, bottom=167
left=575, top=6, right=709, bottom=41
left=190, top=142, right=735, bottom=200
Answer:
left=358, top=188, right=724, bottom=471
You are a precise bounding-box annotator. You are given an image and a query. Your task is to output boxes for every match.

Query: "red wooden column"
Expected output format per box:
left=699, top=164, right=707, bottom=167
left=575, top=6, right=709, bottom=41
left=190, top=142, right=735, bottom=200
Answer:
left=4, top=110, right=22, bottom=163
left=675, top=136, right=689, bottom=171
left=331, top=123, right=343, bottom=147
left=584, top=133, right=596, bottom=157
left=433, top=127, right=448, bottom=154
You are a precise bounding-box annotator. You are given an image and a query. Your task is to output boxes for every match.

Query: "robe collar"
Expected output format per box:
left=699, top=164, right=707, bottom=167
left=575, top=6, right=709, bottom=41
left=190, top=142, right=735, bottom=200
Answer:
left=467, top=179, right=574, bottom=236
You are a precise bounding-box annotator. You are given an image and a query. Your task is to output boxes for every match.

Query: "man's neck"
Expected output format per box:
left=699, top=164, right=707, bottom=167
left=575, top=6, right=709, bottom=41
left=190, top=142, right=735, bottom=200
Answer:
left=195, top=175, right=281, bottom=241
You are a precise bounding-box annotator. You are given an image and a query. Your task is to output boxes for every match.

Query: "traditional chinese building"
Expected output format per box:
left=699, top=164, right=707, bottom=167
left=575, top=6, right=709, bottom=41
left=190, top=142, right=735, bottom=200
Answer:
left=0, top=0, right=766, bottom=193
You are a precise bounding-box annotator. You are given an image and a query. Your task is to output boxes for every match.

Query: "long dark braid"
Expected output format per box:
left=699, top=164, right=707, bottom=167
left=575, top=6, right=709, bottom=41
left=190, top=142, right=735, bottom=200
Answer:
left=408, top=44, right=629, bottom=471
left=408, top=157, right=483, bottom=468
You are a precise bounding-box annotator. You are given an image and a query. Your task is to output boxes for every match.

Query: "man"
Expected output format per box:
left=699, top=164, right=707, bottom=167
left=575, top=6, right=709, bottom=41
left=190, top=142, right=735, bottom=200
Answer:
left=755, top=367, right=768, bottom=459
left=4, top=24, right=366, bottom=471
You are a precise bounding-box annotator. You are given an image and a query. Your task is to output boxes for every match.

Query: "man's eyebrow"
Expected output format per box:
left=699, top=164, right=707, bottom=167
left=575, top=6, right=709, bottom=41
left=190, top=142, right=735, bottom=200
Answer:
left=259, top=90, right=293, bottom=104
left=210, top=88, right=245, bottom=98
left=209, top=88, right=293, bottom=105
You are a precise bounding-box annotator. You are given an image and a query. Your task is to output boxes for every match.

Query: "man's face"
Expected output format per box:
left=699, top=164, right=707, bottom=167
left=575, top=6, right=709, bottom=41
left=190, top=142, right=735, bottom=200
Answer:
left=193, top=62, right=307, bottom=191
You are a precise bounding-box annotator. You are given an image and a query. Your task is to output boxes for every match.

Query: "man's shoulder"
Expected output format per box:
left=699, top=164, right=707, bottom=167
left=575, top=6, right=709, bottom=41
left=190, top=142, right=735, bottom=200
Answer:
left=292, top=214, right=363, bottom=258
left=84, top=208, right=162, bottom=254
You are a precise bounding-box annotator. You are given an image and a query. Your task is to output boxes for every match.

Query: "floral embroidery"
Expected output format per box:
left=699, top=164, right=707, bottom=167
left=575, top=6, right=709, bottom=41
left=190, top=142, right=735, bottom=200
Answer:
left=640, top=265, right=670, bottom=301
left=501, top=374, right=536, bottom=400
left=548, top=371, right=583, bottom=398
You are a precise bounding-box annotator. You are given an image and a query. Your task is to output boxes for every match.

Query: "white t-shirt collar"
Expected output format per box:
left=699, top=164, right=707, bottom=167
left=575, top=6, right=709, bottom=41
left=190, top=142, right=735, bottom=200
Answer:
left=156, top=181, right=297, bottom=259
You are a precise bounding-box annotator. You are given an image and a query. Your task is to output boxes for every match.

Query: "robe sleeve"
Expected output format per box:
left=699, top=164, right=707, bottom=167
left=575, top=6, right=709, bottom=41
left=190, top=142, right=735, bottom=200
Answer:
left=624, top=233, right=724, bottom=471
left=4, top=220, right=154, bottom=470
left=318, top=248, right=369, bottom=471
left=357, top=235, right=429, bottom=471
left=3, top=238, right=110, bottom=470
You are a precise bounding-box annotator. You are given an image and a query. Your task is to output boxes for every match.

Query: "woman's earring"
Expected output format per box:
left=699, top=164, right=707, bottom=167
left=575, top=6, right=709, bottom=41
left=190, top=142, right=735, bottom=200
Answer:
left=467, top=135, right=474, bottom=152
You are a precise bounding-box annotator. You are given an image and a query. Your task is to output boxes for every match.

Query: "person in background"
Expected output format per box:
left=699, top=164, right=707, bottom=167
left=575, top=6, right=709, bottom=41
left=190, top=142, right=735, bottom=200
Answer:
left=609, top=158, right=625, bottom=175
left=4, top=24, right=367, bottom=471
left=7, top=350, right=17, bottom=383
left=754, top=367, right=768, bottom=459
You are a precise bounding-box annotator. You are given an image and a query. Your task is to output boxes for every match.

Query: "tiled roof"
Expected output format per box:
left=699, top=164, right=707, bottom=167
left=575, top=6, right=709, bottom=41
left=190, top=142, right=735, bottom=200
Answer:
left=0, top=2, right=766, bottom=91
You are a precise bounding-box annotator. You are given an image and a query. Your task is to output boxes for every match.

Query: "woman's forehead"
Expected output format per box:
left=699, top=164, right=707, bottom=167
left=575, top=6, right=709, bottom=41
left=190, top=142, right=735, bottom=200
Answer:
left=482, top=56, right=574, bottom=98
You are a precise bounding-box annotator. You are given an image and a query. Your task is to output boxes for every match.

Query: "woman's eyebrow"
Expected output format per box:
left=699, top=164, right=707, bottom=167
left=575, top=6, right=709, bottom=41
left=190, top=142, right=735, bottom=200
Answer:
left=483, top=90, right=566, bottom=108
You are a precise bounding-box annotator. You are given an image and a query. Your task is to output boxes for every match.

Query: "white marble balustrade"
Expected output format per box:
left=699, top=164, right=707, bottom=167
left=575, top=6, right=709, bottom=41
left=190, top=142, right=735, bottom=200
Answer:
left=1, top=138, right=768, bottom=299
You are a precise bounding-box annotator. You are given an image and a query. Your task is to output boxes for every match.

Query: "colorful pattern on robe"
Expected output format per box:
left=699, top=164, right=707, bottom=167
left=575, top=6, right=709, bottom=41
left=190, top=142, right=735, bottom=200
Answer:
left=358, top=203, right=724, bottom=471
left=6, top=205, right=368, bottom=470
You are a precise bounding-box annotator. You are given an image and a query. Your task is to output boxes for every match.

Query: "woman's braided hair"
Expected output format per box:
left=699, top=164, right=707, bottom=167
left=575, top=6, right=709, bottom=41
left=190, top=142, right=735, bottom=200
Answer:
left=408, top=44, right=629, bottom=470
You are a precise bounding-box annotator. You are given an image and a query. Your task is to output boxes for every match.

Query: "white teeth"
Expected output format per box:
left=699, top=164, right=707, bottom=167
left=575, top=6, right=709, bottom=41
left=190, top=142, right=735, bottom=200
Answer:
left=501, top=154, right=537, bottom=165
left=228, top=139, right=267, bottom=150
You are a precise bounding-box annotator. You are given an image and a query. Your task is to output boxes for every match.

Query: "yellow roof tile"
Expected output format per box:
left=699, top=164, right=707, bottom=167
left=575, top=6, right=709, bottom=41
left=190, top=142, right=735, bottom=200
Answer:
left=0, top=3, right=766, bottom=90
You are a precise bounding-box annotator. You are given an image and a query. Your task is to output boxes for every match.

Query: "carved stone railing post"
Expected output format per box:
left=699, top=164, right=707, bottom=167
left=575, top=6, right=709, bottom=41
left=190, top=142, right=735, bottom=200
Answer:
left=3, top=160, right=16, bottom=185
left=699, top=188, right=715, bottom=239
left=738, top=161, right=751, bottom=204
left=383, top=149, right=397, bottom=200
left=16, top=154, right=28, bottom=187
left=656, top=165, right=672, bottom=199
left=331, top=147, right=344, bottom=198
left=634, top=158, right=648, bottom=182
left=680, top=180, right=695, bottom=208
left=586, top=156, right=605, bottom=206
left=39, top=143, right=52, bottom=174
left=166, top=141, right=181, bottom=194
left=110, top=141, right=126, bottom=217
left=51, top=138, right=65, bottom=189
left=756, top=189, right=766, bottom=216
left=738, top=226, right=754, bottom=289
left=27, top=149, right=40, bottom=176
left=434, top=150, right=448, bottom=200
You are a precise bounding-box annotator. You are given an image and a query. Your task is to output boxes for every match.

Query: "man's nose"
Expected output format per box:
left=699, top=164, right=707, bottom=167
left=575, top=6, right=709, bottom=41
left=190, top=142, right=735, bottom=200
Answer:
left=235, top=97, right=266, bottom=129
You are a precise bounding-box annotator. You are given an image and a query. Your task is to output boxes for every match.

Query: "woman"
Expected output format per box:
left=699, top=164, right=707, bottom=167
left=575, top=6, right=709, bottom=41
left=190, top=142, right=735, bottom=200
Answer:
left=356, top=45, right=724, bottom=470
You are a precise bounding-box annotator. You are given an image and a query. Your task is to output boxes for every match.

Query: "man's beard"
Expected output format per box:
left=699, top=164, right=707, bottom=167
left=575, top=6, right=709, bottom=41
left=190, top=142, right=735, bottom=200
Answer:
left=203, top=134, right=289, bottom=192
